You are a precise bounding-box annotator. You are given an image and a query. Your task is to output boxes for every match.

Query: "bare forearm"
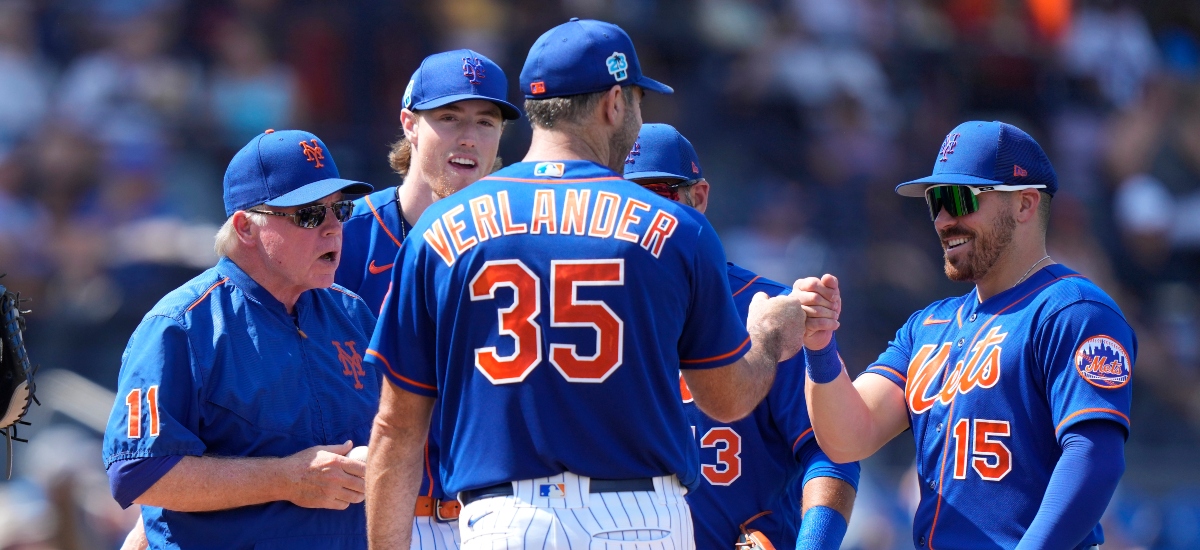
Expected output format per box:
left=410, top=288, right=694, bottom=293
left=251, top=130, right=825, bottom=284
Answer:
left=801, top=477, right=856, bottom=522
left=806, top=372, right=907, bottom=463
left=684, top=348, right=776, bottom=423
left=367, top=383, right=433, bottom=549
left=135, top=456, right=282, bottom=511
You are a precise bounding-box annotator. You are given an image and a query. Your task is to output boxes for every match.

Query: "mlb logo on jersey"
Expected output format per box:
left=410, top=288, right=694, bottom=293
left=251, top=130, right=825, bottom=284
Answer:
left=534, top=162, right=565, bottom=177
left=1075, top=335, right=1131, bottom=389
left=539, top=483, right=567, bottom=498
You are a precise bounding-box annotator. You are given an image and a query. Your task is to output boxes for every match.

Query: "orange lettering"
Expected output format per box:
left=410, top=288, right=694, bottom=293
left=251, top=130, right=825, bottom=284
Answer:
left=530, top=189, right=557, bottom=234
left=422, top=219, right=457, bottom=267
left=640, top=210, right=678, bottom=258
left=469, top=195, right=502, bottom=241
left=560, top=189, right=591, bottom=235
left=615, top=198, right=650, bottom=243
left=442, top=204, right=478, bottom=255
left=906, top=343, right=951, bottom=414
left=497, top=191, right=527, bottom=234
left=588, top=192, right=620, bottom=238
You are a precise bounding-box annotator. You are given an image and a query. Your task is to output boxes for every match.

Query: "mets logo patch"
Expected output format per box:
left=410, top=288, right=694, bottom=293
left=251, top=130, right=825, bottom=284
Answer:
left=539, top=483, right=566, bottom=498
left=1074, top=335, right=1130, bottom=389
left=463, top=57, right=486, bottom=85
left=534, top=162, right=565, bottom=177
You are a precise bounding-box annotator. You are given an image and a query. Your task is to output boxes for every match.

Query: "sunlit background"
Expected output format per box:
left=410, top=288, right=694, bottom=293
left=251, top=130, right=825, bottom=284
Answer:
left=0, top=0, right=1197, bottom=548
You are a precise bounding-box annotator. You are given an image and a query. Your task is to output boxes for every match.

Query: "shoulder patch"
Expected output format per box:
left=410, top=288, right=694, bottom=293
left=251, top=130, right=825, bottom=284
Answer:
left=1074, top=335, right=1131, bottom=389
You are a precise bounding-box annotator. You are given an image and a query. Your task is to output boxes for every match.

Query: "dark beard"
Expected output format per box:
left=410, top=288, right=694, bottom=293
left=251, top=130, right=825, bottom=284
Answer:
left=943, top=203, right=1016, bottom=282
left=608, top=108, right=640, bottom=173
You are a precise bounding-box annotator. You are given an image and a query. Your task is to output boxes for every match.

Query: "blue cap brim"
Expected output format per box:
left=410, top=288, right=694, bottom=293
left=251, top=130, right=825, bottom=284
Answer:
left=412, top=94, right=522, bottom=120
left=624, top=170, right=689, bottom=181
left=895, top=173, right=1004, bottom=197
left=265, top=178, right=374, bottom=208
left=635, top=76, right=673, bottom=95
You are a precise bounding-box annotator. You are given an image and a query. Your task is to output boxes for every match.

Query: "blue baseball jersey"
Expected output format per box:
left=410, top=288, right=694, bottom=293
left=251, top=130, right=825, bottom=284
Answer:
left=863, top=264, right=1136, bottom=550
left=335, top=185, right=449, bottom=503
left=337, top=186, right=412, bottom=313
left=365, top=160, right=751, bottom=496
left=102, top=257, right=381, bottom=550
left=684, top=264, right=858, bottom=549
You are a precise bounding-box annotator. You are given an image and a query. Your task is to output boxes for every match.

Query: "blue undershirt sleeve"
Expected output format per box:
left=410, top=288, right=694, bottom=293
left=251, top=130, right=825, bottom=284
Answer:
left=796, top=438, right=861, bottom=491
left=795, top=438, right=859, bottom=550
left=1014, top=420, right=1125, bottom=550
left=108, top=455, right=184, bottom=509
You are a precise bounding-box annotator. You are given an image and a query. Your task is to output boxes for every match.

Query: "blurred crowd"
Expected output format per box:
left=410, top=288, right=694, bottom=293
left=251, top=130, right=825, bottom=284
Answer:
left=0, top=0, right=1198, bottom=548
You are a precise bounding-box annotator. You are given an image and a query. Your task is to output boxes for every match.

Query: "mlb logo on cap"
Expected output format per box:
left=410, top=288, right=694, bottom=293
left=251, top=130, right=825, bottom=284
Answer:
left=402, top=49, right=521, bottom=120
left=896, top=121, right=1058, bottom=197
left=521, top=18, right=673, bottom=99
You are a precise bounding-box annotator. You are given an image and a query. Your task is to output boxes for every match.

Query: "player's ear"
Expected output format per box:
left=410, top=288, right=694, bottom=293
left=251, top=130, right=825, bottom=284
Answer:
left=232, top=211, right=258, bottom=243
left=690, top=180, right=711, bottom=214
left=601, top=85, right=624, bottom=127
left=401, top=109, right=420, bottom=146
left=1014, top=189, right=1040, bottom=224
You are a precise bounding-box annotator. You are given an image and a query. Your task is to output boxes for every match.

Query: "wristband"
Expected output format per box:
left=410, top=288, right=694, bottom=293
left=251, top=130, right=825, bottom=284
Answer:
left=796, top=505, right=847, bottom=550
left=804, top=336, right=843, bottom=384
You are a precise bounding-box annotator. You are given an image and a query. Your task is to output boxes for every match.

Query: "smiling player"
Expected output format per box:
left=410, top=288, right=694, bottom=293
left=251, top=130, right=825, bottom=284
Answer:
left=801, top=121, right=1136, bottom=550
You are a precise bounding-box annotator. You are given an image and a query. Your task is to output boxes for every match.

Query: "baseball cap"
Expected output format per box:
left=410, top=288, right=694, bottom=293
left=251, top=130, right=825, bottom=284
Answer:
left=223, top=129, right=373, bottom=216
left=520, top=18, right=673, bottom=99
left=895, top=121, right=1058, bottom=197
left=623, top=123, right=703, bottom=181
left=402, top=49, right=521, bottom=120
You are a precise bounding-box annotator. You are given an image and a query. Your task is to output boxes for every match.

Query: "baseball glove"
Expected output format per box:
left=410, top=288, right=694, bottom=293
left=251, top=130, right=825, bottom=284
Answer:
left=0, top=276, right=38, bottom=478
left=735, top=511, right=777, bottom=550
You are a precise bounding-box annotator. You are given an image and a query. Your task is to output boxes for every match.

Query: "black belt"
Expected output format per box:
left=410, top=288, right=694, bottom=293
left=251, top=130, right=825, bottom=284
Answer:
left=460, top=477, right=655, bottom=506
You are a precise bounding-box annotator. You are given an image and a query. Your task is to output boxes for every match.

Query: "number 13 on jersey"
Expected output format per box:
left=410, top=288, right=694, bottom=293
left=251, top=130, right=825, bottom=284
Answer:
left=469, top=259, right=625, bottom=384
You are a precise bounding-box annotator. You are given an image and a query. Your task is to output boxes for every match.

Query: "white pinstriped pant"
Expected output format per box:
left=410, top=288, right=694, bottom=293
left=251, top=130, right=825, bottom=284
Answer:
left=457, top=472, right=695, bottom=550
left=411, top=518, right=460, bottom=549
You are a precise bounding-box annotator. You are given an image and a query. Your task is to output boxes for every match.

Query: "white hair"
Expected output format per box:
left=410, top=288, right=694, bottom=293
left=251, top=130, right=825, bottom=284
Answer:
left=213, top=205, right=267, bottom=257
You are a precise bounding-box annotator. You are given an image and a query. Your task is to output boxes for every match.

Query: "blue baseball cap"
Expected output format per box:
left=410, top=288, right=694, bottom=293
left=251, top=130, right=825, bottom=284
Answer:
left=402, top=49, right=521, bottom=120
left=896, top=121, right=1058, bottom=197
left=623, top=123, right=703, bottom=181
left=223, top=129, right=373, bottom=216
left=521, top=18, right=673, bottom=99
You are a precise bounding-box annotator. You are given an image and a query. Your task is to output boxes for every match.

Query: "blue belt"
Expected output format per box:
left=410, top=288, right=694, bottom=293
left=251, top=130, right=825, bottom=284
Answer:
left=460, top=477, right=655, bottom=506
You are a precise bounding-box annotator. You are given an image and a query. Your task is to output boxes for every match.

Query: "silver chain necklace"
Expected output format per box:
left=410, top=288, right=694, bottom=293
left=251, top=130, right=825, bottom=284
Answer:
left=1014, top=255, right=1052, bottom=287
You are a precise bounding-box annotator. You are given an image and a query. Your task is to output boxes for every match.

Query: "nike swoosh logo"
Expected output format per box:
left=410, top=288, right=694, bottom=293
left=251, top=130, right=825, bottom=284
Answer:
left=467, top=510, right=494, bottom=528
left=368, top=260, right=394, bottom=275
left=923, top=315, right=951, bottom=326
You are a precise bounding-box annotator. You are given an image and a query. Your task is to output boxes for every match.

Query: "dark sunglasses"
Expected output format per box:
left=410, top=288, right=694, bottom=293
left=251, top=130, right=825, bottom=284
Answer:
left=637, top=178, right=700, bottom=201
left=248, top=200, right=355, bottom=229
left=923, top=184, right=1045, bottom=221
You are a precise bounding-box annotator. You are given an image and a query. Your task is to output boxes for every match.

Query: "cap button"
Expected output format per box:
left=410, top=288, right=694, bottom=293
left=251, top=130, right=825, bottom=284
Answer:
left=264, top=129, right=275, bottom=134
left=569, top=17, right=579, bottom=21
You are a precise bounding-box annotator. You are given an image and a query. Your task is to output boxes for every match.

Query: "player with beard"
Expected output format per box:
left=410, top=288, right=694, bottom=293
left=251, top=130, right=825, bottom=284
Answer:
left=335, top=50, right=519, bottom=550
left=337, top=49, right=520, bottom=313
left=364, top=18, right=810, bottom=549
left=798, top=121, right=1135, bottom=550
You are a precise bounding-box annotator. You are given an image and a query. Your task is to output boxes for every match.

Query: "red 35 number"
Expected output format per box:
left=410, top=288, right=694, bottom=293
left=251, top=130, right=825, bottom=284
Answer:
left=952, top=418, right=1012, bottom=481
left=550, top=260, right=624, bottom=382
left=125, top=385, right=161, bottom=439
left=700, top=427, right=742, bottom=485
left=470, top=259, right=625, bottom=384
left=470, top=260, right=543, bottom=383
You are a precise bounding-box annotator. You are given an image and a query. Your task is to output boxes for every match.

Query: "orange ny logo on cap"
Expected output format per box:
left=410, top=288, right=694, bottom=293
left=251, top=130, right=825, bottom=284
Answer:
left=300, top=139, right=325, bottom=168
